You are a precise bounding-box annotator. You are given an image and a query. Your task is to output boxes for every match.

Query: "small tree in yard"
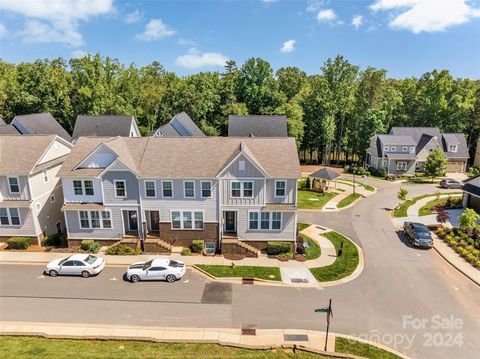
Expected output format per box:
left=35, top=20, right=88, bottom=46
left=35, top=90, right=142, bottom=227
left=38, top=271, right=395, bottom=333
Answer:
left=425, top=148, right=447, bottom=183
left=434, top=206, right=450, bottom=224
left=459, top=208, right=480, bottom=230
left=398, top=187, right=409, bottom=202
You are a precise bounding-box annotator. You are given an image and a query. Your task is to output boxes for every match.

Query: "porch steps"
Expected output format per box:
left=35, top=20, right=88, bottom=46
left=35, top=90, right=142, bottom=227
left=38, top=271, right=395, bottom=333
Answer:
left=144, top=238, right=172, bottom=253
left=222, top=238, right=260, bottom=258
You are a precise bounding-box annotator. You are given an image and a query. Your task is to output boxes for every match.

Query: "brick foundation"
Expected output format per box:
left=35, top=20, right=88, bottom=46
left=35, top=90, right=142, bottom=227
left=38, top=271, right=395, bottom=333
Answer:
left=159, top=222, right=219, bottom=248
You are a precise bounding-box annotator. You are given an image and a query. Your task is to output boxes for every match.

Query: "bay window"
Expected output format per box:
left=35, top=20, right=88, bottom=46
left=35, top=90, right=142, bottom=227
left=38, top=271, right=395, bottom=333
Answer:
left=171, top=210, right=204, bottom=230
left=79, top=210, right=112, bottom=229
left=248, top=211, right=282, bottom=231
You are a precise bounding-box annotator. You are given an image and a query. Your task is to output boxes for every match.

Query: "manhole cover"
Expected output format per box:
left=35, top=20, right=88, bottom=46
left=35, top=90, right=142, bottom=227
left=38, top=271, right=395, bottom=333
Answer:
left=284, top=334, right=308, bottom=341
left=291, top=278, right=308, bottom=283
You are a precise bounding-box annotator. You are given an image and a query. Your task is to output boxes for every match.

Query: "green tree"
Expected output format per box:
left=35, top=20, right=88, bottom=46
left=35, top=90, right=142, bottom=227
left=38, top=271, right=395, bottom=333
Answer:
left=424, top=147, right=447, bottom=182
left=276, top=66, right=307, bottom=101
left=397, top=188, right=409, bottom=202
left=458, top=208, right=480, bottom=230
left=275, top=99, right=304, bottom=146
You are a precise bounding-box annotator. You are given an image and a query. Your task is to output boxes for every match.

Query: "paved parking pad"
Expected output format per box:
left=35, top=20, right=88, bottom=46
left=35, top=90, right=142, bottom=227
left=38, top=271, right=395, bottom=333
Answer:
left=280, top=267, right=317, bottom=286
left=200, top=282, right=232, bottom=304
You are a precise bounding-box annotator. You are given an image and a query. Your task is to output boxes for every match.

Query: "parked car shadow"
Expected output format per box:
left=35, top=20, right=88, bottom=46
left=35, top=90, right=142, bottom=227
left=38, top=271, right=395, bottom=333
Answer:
left=395, top=230, right=413, bottom=248
left=122, top=273, right=130, bottom=282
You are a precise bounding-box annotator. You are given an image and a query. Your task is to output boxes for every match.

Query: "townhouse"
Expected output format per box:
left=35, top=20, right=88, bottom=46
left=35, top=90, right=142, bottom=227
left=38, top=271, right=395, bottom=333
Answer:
left=58, top=136, right=301, bottom=255
left=0, top=135, right=73, bottom=244
left=367, top=127, right=469, bottom=175
left=72, top=115, right=141, bottom=141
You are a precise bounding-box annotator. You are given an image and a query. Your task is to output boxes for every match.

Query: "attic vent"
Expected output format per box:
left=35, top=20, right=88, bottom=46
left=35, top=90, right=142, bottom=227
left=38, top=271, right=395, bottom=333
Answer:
left=239, top=160, right=245, bottom=171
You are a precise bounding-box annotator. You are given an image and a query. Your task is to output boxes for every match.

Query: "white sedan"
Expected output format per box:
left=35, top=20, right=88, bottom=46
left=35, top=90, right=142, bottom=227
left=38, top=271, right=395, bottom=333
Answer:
left=45, top=254, right=105, bottom=278
left=126, top=258, right=186, bottom=283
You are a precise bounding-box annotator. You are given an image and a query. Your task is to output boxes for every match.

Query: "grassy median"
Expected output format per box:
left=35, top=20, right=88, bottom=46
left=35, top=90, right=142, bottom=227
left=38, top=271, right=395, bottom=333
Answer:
left=337, top=193, right=362, bottom=209
left=298, top=223, right=321, bottom=260
left=196, top=265, right=281, bottom=281
left=297, top=190, right=337, bottom=210
left=336, top=337, right=402, bottom=359
left=393, top=192, right=463, bottom=217
left=309, top=232, right=359, bottom=282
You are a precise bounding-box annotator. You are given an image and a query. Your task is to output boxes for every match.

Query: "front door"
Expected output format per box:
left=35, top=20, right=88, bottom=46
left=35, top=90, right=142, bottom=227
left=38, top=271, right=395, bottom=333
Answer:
left=128, top=211, right=138, bottom=231
left=150, top=211, right=160, bottom=232
left=224, top=211, right=236, bottom=232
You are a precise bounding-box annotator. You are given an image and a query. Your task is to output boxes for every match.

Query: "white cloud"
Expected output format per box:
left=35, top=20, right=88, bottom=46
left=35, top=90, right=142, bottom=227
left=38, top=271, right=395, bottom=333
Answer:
left=135, top=19, right=176, bottom=41
left=307, top=1, right=326, bottom=13
left=262, top=0, right=278, bottom=3
left=352, top=15, right=365, bottom=29
left=0, top=0, right=113, bottom=46
left=0, top=23, right=7, bottom=37
left=316, top=9, right=338, bottom=22
left=370, top=0, right=480, bottom=33
left=124, top=10, right=143, bottom=24
left=176, top=48, right=229, bottom=69
left=280, top=39, right=296, bottom=53
left=71, top=50, right=87, bottom=58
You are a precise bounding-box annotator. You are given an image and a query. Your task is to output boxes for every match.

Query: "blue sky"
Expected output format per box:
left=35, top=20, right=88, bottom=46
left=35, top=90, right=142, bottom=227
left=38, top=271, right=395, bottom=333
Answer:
left=0, top=0, right=479, bottom=78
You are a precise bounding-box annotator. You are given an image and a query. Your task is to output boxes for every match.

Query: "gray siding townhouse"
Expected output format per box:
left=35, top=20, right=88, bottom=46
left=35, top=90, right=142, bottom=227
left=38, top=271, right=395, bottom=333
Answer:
left=462, top=175, right=480, bottom=212
left=366, top=127, right=469, bottom=175
left=153, top=112, right=205, bottom=137
left=59, top=136, right=300, bottom=255
left=474, top=139, right=480, bottom=167
left=10, top=113, right=72, bottom=142
left=0, top=135, right=73, bottom=244
left=72, top=115, right=141, bottom=142
left=228, top=115, right=288, bottom=137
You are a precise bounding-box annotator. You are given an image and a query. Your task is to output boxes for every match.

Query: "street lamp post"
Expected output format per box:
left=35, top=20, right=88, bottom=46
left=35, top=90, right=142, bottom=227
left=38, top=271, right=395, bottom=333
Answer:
left=352, top=162, right=357, bottom=195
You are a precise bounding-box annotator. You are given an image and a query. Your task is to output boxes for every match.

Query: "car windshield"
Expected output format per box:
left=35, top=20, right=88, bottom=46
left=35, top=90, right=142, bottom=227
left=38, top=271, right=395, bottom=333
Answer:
left=59, top=256, right=72, bottom=265
left=142, top=260, right=153, bottom=271
left=84, top=255, right=98, bottom=265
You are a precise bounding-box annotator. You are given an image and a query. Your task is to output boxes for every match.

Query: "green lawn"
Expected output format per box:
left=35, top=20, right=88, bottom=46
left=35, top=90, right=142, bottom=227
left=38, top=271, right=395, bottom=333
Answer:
left=297, top=190, right=337, bottom=210
left=418, top=196, right=463, bottom=216
left=0, top=336, right=329, bottom=359
left=335, top=337, right=402, bottom=359
left=337, top=193, right=362, bottom=208
left=297, top=223, right=321, bottom=260
left=393, top=192, right=463, bottom=217
left=196, top=265, right=281, bottom=281
left=310, top=232, right=359, bottom=282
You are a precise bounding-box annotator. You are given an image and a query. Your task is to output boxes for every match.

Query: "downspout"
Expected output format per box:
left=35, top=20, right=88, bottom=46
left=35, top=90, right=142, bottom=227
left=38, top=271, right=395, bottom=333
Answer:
left=136, top=177, right=145, bottom=251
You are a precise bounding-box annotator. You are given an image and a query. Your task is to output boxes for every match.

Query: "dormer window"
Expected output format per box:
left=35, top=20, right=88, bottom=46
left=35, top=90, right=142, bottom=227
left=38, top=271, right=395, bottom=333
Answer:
left=239, top=160, right=245, bottom=171
left=390, top=146, right=396, bottom=151
left=384, top=146, right=389, bottom=152
left=402, top=147, right=407, bottom=152
left=409, top=146, right=415, bottom=153
left=448, top=144, right=457, bottom=153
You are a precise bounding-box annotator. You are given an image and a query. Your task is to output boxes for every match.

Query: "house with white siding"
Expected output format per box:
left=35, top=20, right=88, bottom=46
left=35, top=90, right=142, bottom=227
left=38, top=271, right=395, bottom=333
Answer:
left=58, top=136, right=300, bottom=256
left=0, top=135, right=73, bottom=244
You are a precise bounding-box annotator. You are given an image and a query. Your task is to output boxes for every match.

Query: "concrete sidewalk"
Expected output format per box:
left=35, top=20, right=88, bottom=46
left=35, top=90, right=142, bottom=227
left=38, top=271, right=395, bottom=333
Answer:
left=321, top=178, right=374, bottom=212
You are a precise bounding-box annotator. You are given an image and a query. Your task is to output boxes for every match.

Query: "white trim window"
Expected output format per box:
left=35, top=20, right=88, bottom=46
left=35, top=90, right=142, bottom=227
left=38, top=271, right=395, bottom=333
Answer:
left=396, top=162, right=407, bottom=171
left=249, top=211, right=282, bottom=231
left=79, top=210, right=112, bottom=229
left=384, top=146, right=390, bottom=152
left=391, top=146, right=396, bottom=151
left=8, top=177, right=20, bottom=194
left=0, top=207, right=20, bottom=226
left=231, top=181, right=254, bottom=198
left=448, top=144, right=458, bottom=153
left=275, top=180, right=286, bottom=197
left=402, top=147, right=407, bottom=152
left=162, top=181, right=173, bottom=198
left=184, top=181, right=195, bottom=198
left=43, top=170, right=48, bottom=182
left=170, top=210, right=204, bottom=230
left=84, top=180, right=94, bottom=196
left=145, top=181, right=156, bottom=198
left=409, top=146, right=415, bottom=153
left=201, top=181, right=212, bottom=198
left=73, top=180, right=83, bottom=195
left=114, top=180, right=126, bottom=198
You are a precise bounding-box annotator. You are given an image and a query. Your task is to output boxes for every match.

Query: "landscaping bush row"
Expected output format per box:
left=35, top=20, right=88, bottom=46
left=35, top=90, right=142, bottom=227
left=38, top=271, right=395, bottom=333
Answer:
left=80, top=240, right=101, bottom=253
left=435, top=226, right=480, bottom=268
left=105, top=243, right=142, bottom=255
left=7, top=237, right=31, bottom=249
left=267, top=241, right=291, bottom=255
left=42, top=233, right=67, bottom=247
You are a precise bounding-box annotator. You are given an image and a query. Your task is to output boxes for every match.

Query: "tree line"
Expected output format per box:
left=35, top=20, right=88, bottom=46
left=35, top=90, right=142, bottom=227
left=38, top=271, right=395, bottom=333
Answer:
left=0, top=54, right=479, bottom=164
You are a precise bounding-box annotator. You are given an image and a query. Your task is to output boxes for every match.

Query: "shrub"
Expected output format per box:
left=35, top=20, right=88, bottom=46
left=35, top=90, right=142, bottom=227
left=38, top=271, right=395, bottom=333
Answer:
left=346, top=166, right=369, bottom=176
left=105, top=243, right=142, bottom=255
left=276, top=252, right=293, bottom=261
left=191, top=240, right=204, bottom=253
left=181, top=247, right=192, bottom=256
left=7, top=237, right=31, bottom=250
left=81, top=240, right=94, bottom=251
left=42, top=233, right=66, bottom=247
left=267, top=241, right=292, bottom=255
left=368, top=166, right=386, bottom=177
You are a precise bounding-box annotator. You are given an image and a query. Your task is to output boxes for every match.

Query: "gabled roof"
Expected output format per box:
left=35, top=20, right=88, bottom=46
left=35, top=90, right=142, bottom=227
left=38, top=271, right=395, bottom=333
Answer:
left=441, top=133, right=469, bottom=159
left=60, top=137, right=301, bottom=179
left=228, top=115, right=288, bottom=137
left=154, top=112, right=205, bottom=137
left=377, top=134, right=416, bottom=146
left=464, top=175, right=480, bottom=197
left=0, top=135, right=68, bottom=175
left=12, top=113, right=71, bottom=141
left=0, top=124, right=20, bottom=134
left=309, top=168, right=341, bottom=181
left=72, top=115, right=140, bottom=140
left=390, top=127, right=442, bottom=143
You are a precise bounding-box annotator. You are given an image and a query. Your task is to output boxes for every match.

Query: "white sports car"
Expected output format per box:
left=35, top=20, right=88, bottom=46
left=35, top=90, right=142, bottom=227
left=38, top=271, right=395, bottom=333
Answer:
left=126, top=258, right=186, bottom=283
left=45, top=254, right=105, bottom=278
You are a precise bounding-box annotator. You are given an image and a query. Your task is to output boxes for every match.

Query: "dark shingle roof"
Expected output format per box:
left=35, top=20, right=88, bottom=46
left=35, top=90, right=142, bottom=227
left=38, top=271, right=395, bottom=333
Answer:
left=377, top=134, right=416, bottom=146
left=385, top=153, right=416, bottom=160
left=309, top=168, right=341, bottom=181
left=228, top=115, right=288, bottom=137
left=154, top=112, right=205, bottom=137
left=390, top=127, right=442, bottom=143
left=464, top=175, right=480, bottom=197
left=442, top=133, right=469, bottom=159
left=12, top=113, right=71, bottom=141
left=72, top=115, right=139, bottom=140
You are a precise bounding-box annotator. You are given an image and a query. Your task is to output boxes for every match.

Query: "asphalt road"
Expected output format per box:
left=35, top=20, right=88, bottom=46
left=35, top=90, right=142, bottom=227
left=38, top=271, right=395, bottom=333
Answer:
left=1, top=179, right=479, bottom=359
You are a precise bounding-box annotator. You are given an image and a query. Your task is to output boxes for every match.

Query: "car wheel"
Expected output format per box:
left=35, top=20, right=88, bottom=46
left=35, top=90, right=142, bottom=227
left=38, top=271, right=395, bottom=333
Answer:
left=166, top=274, right=176, bottom=283
left=81, top=270, right=91, bottom=278
left=130, top=274, right=140, bottom=283
left=49, top=269, right=58, bottom=277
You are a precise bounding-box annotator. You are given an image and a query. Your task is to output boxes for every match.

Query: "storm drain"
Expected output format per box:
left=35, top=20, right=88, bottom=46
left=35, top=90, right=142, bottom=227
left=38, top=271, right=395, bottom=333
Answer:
left=291, top=278, right=308, bottom=283
left=200, top=282, right=232, bottom=304
left=284, top=334, right=309, bottom=341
